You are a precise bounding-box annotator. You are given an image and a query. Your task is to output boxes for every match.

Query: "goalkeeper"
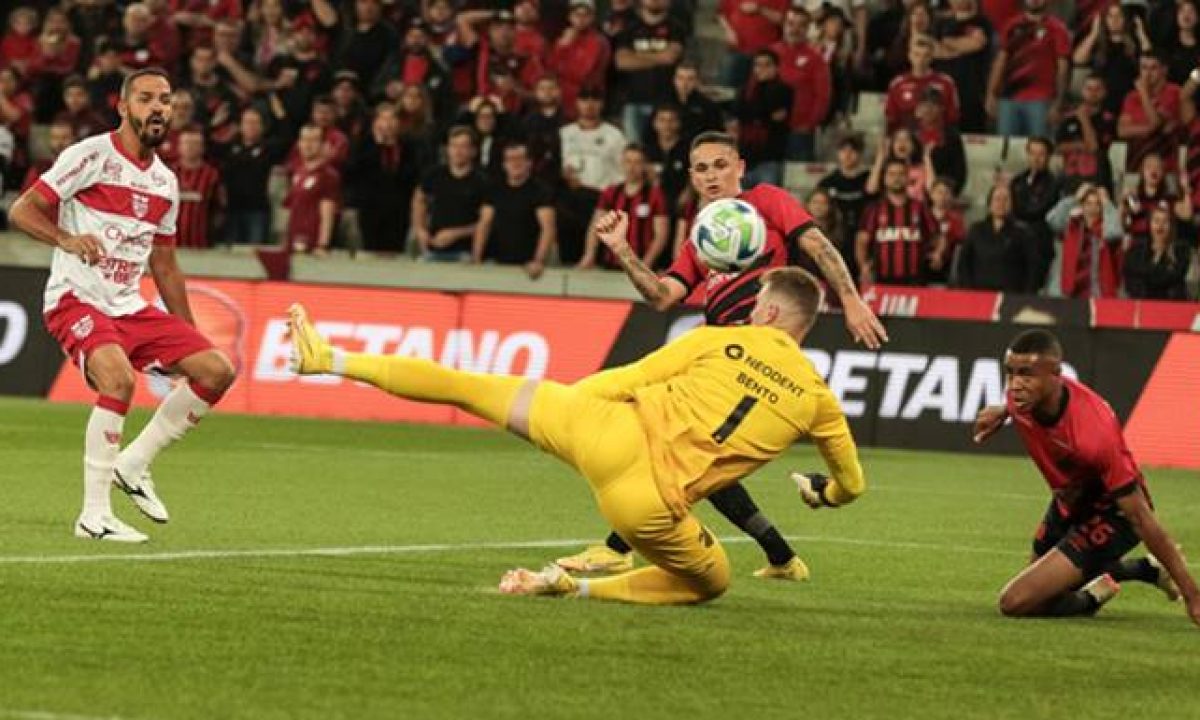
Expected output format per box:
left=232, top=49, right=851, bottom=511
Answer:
left=287, top=265, right=865, bottom=605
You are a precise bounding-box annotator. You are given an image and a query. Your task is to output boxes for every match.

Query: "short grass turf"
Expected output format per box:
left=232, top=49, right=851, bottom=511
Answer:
left=0, top=396, right=1197, bottom=720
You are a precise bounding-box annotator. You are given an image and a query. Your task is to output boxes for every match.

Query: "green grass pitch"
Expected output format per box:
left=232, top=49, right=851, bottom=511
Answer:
left=0, top=396, right=1197, bottom=720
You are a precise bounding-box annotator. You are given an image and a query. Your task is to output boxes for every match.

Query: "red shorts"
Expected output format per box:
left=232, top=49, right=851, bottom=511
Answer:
left=44, top=293, right=215, bottom=373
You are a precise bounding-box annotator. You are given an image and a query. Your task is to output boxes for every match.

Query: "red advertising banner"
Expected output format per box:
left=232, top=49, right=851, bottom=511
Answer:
left=1093, top=298, right=1200, bottom=332
left=1124, top=332, right=1200, bottom=469
left=861, top=284, right=1002, bottom=321
left=47, top=279, right=633, bottom=424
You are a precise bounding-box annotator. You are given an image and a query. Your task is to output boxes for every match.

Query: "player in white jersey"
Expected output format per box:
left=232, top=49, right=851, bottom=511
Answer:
left=9, top=69, right=237, bottom=543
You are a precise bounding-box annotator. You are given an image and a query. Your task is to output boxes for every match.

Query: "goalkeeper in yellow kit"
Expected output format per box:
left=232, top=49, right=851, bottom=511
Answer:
left=287, top=266, right=865, bottom=605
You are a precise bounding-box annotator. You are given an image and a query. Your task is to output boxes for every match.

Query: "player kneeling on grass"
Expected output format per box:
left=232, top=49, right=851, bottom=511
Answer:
left=974, top=330, right=1200, bottom=626
left=287, top=267, right=865, bottom=605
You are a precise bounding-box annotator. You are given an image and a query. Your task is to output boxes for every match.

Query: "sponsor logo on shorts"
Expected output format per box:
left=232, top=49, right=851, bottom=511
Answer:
left=103, top=431, right=122, bottom=445
left=186, top=411, right=203, bottom=425
left=71, top=315, right=95, bottom=340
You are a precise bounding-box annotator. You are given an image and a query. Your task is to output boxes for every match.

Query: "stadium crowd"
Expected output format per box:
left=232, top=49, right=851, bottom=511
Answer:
left=0, top=0, right=1198, bottom=300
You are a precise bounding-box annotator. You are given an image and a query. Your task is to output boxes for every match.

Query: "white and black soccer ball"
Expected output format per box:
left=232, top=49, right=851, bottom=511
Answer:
left=689, top=198, right=767, bottom=272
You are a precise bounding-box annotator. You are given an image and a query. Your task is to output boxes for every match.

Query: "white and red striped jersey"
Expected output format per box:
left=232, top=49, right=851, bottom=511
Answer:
left=32, top=131, right=179, bottom=317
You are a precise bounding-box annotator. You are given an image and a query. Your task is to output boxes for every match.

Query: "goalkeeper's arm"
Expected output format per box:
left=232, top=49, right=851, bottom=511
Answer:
left=795, top=404, right=866, bottom=509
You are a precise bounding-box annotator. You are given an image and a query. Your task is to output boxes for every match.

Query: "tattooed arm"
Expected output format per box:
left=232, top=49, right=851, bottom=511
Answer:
left=596, top=210, right=687, bottom=310
left=797, top=224, right=888, bottom=349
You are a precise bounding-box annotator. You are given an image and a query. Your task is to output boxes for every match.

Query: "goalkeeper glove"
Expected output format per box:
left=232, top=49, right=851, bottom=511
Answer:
left=792, top=472, right=835, bottom=509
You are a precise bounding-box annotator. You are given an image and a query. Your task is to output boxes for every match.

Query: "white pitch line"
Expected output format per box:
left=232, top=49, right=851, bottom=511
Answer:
left=0, top=709, right=131, bottom=720
left=0, top=534, right=1018, bottom=566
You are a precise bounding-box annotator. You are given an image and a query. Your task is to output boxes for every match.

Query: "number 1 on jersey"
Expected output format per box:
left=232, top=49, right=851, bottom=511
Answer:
left=712, top=395, right=758, bottom=444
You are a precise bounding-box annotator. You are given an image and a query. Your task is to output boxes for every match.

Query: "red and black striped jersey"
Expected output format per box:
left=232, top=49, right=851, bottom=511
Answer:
left=597, top=182, right=667, bottom=268
left=1122, top=185, right=1175, bottom=243
left=860, top=196, right=938, bottom=285
left=172, top=161, right=222, bottom=249
left=665, top=183, right=814, bottom=326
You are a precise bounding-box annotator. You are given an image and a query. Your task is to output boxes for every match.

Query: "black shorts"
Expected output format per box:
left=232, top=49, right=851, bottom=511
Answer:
left=1031, top=498, right=1141, bottom=577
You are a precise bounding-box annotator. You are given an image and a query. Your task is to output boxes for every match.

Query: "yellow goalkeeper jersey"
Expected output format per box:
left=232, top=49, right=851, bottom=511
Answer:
left=573, top=325, right=863, bottom=519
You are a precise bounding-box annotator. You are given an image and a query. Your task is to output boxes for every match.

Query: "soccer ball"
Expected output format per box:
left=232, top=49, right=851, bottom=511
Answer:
left=690, top=198, right=767, bottom=272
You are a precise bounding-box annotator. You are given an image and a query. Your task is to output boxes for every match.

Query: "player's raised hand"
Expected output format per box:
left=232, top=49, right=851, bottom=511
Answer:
left=843, top=295, right=888, bottom=349
left=59, top=233, right=104, bottom=265
left=973, top=405, right=1008, bottom=444
left=595, top=210, right=630, bottom=251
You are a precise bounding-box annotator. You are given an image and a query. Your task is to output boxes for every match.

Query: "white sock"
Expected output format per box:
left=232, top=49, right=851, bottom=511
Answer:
left=83, top=404, right=126, bottom=518
left=116, top=382, right=212, bottom=482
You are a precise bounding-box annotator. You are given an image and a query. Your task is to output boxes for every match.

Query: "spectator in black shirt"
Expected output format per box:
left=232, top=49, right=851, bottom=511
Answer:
left=372, top=20, right=455, bottom=128
left=914, top=86, right=966, bottom=195
left=473, top=141, right=556, bottom=278
left=613, top=0, right=687, bottom=143
left=1009, top=136, right=1061, bottom=286
left=735, top=49, right=792, bottom=188
left=220, top=106, right=289, bottom=245
left=645, top=104, right=689, bottom=214
left=1159, top=0, right=1200, bottom=85
left=350, top=103, right=418, bottom=254
left=663, top=61, right=722, bottom=147
left=956, top=183, right=1042, bottom=292
left=1055, top=72, right=1116, bottom=194
left=336, top=0, right=398, bottom=87
left=933, top=0, right=992, bottom=133
left=818, top=133, right=871, bottom=233
left=265, top=15, right=332, bottom=135
left=413, top=126, right=490, bottom=262
left=1124, top=205, right=1194, bottom=299
left=522, top=76, right=566, bottom=187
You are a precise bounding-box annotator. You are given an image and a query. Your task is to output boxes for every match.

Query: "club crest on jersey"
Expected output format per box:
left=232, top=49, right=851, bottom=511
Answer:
left=132, top=192, right=149, bottom=219
left=71, top=315, right=95, bottom=340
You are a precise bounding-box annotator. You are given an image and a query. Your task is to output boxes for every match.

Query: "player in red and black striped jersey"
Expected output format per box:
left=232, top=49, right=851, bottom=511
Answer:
left=554, top=131, right=885, bottom=581
left=171, top=126, right=224, bottom=249
left=856, top=158, right=944, bottom=286
left=974, top=330, right=1200, bottom=625
left=580, top=144, right=669, bottom=270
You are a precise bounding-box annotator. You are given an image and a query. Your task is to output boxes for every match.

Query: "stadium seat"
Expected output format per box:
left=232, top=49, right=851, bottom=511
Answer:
left=850, top=92, right=885, bottom=133
left=1109, top=141, right=1128, bottom=176
left=784, top=162, right=833, bottom=199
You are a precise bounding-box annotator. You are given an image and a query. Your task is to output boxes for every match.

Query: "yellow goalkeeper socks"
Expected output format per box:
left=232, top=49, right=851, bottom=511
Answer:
left=341, top=352, right=523, bottom=428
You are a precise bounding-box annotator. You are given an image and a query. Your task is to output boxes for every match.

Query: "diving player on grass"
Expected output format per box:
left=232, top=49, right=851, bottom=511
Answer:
left=974, top=329, right=1200, bottom=626
left=555, top=130, right=886, bottom=581
left=288, top=266, right=865, bottom=604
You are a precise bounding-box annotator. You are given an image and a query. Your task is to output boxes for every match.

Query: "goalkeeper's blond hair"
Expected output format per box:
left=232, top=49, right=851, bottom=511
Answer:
left=760, top=267, right=823, bottom=331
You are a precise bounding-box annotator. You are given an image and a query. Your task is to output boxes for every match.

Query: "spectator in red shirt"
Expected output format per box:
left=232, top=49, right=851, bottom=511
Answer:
left=172, top=126, right=225, bottom=249
left=116, top=3, right=170, bottom=71
left=886, top=34, right=961, bottom=132
left=0, top=66, right=34, bottom=144
left=515, top=0, right=547, bottom=60
left=1046, top=182, right=1123, bottom=298
left=770, top=6, right=830, bottom=161
left=476, top=10, right=545, bottom=109
left=985, top=0, right=1071, bottom=138
left=928, top=176, right=965, bottom=282
left=56, top=75, right=109, bottom=140
left=26, top=8, right=83, bottom=118
left=579, top=143, right=668, bottom=269
left=718, top=0, right=787, bottom=89
left=285, top=124, right=341, bottom=255
left=143, top=0, right=183, bottom=72
left=171, top=0, right=243, bottom=53
left=547, top=0, right=611, bottom=120
left=287, top=96, right=351, bottom=172
left=857, top=157, right=945, bottom=286
left=1118, top=52, right=1183, bottom=176
left=20, top=119, right=73, bottom=192
left=0, top=7, right=39, bottom=75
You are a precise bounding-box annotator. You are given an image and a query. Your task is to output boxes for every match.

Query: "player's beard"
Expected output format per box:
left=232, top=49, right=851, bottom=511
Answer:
left=132, top=114, right=168, bottom=148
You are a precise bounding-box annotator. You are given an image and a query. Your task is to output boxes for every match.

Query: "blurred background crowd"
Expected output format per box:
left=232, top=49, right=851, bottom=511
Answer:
left=0, top=0, right=1198, bottom=300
